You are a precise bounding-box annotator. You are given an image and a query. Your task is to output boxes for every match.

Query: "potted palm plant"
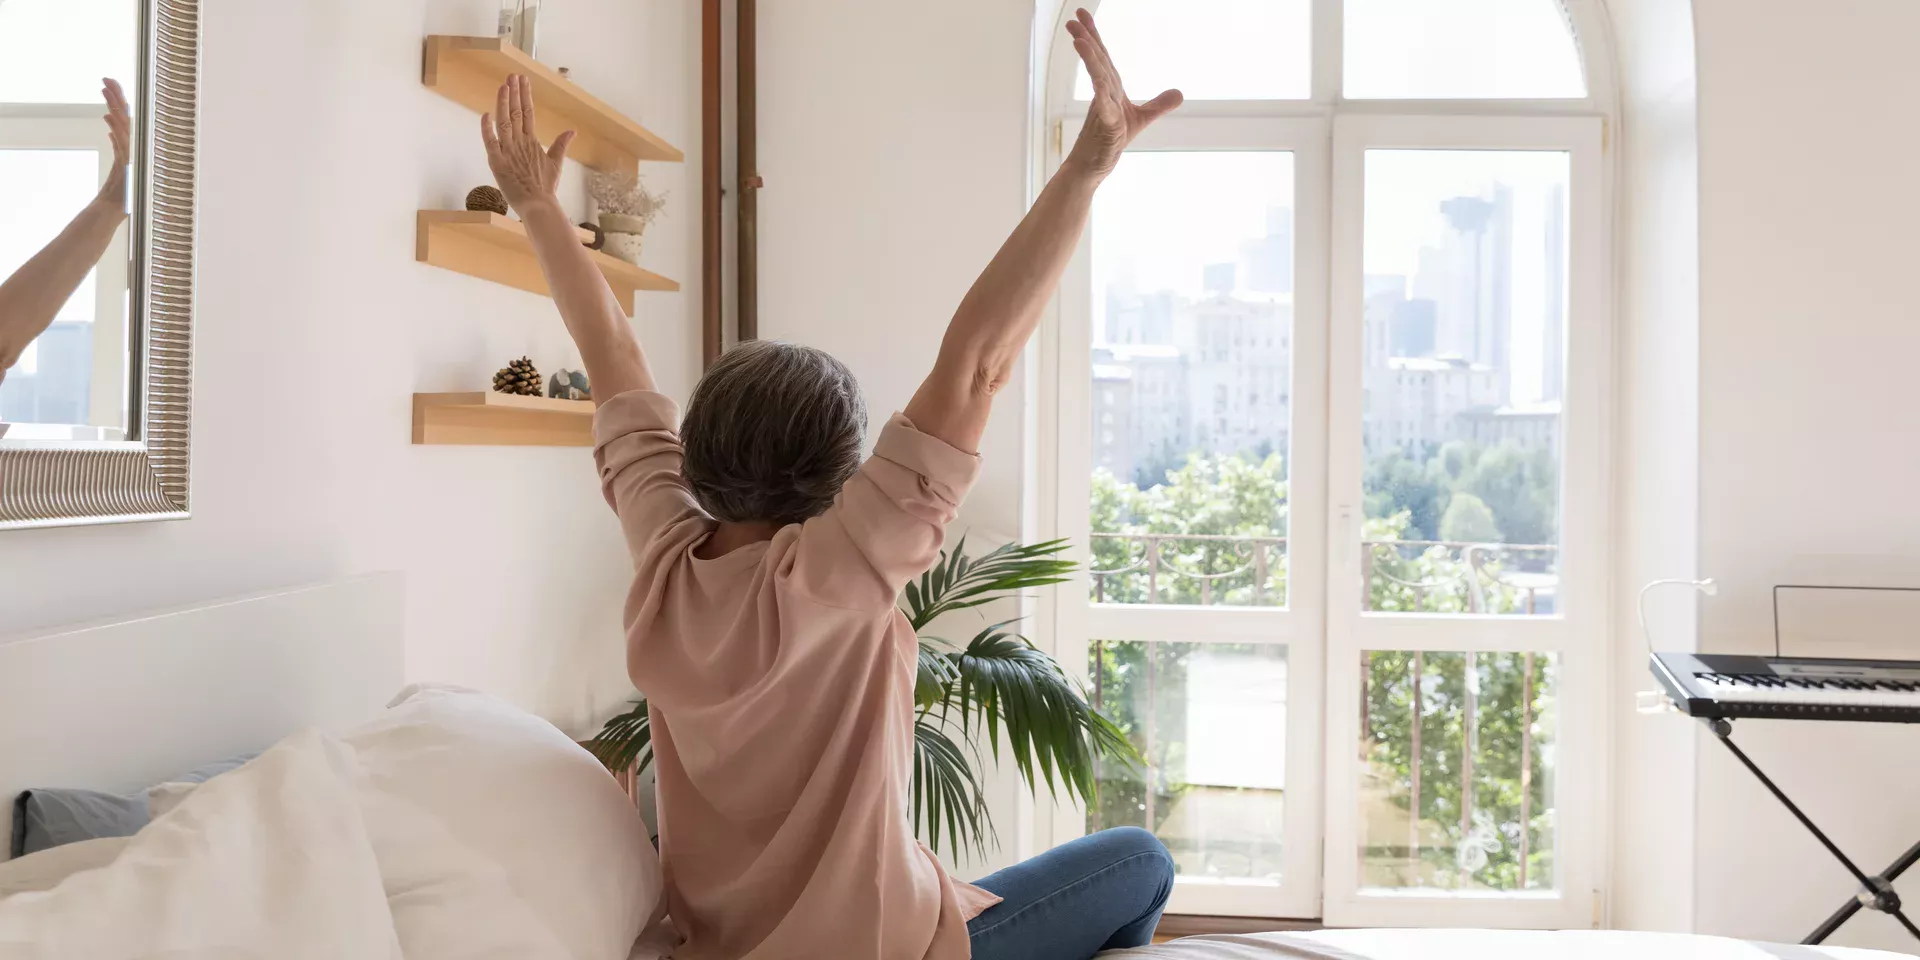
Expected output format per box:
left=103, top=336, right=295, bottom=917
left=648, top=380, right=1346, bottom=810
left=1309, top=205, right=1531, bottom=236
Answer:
left=587, top=537, right=1140, bottom=857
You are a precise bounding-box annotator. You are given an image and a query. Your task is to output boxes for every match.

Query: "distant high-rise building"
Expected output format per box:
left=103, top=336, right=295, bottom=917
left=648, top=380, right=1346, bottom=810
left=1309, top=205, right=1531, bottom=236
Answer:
left=1392, top=299, right=1438, bottom=358
left=1093, top=343, right=1188, bottom=486
left=1182, top=294, right=1291, bottom=463
left=1362, top=274, right=1438, bottom=359
left=1203, top=262, right=1237, bottom=296
left=1541, top=183, right=1567, bottom=402
left=0, top=321, right=89, bottom=425
left=1362, top=356, right=1502, bottom=458
left=1104, top=286, right=1177, bottom=345
left=1364, top=273, right=1408, bottom=301
left=1092, top=363, right=1136, bottom=480
left=1412, top=245, right=1446, bottom=302
left=1433, top=189, right=1515, bottom=401
left=1239, top=205, right=1294, bottom=296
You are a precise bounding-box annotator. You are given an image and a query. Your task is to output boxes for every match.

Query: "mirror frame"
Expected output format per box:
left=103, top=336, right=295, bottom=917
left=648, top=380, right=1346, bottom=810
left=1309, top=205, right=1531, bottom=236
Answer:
left=0, top=0, right=199, bottom=530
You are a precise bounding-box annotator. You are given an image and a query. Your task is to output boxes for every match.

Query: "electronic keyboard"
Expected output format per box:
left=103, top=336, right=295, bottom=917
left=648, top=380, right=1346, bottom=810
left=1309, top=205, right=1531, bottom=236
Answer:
left=1651, top=652, right=1920, bottom=723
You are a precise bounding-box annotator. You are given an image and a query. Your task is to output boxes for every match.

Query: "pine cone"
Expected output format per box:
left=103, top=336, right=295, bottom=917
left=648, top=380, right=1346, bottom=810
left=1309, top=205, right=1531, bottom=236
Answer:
left=578, top=221, right=606, bottom=251
left=466, top=185, right=509, bottom=216
left=492, top=356, right=543, bottom=396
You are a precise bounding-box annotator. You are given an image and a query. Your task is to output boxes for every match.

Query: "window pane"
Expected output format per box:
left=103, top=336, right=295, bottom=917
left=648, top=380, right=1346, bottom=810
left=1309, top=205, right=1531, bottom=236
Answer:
left=0, top=149, right=102, bottom=426
left=1359, top=150, right=1567, bottom=616
left=1090, top=152, right=1295, bottom=608
left=1344, top=0, right=1586, bottom=99
left=1359, top=651, right=1558, bottom=893
left=0, top=0, right=139, bottom=103
left=1073, top=0, right=1310, bottom=101
left=1093, top=641, right=1288, bottom=884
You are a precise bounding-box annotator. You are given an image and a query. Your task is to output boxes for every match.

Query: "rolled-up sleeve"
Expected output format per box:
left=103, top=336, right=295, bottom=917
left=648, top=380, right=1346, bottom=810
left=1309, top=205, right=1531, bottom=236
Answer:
left=592, top=390, right=709, bottom=563
left=791, top=413, right=982, bottom=610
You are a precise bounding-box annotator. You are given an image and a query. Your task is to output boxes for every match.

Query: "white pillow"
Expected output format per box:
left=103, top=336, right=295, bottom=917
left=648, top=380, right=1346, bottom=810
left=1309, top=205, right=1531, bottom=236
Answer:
left=0, top=838, right=129, bottom=898
left=343, top=684, right=661, bottom=960
left=0, top=732, right=401, bottom=960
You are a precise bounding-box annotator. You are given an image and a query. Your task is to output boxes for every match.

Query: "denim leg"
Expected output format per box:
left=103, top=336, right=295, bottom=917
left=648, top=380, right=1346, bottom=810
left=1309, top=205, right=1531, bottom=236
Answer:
left=967, top=827, right=1176, bottom=960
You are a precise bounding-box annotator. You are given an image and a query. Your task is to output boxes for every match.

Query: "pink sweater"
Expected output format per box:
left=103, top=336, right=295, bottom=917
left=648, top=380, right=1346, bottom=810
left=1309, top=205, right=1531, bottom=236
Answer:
left=593, top=390, right=1001, bottom=960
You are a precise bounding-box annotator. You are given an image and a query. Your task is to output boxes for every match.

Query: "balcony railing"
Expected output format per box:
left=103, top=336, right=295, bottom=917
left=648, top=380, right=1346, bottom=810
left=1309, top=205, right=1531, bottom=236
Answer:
left=1088, top=532, right=1559, bottom=613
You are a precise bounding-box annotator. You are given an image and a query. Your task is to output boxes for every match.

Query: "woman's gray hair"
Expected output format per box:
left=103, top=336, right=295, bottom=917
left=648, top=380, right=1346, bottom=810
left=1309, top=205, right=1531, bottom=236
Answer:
left=680, top=340, right=868, bottom=526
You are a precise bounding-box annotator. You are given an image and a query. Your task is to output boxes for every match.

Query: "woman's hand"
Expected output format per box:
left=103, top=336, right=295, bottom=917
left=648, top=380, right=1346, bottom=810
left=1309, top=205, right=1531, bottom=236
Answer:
left=94, top=78, right=131, bottom=213
left=480, top=74, right=576, bottom=214
left=1063, top=8, right=1182, bottom=179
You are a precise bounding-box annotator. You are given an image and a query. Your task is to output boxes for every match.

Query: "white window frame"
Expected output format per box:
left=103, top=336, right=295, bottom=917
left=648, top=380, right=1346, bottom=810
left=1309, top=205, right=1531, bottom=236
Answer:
left=1322, top=113, right=1611, bottom=929
left=1044, top=113, right=1332, bottom=920
left=1031, top=0, right=1618, bottom=926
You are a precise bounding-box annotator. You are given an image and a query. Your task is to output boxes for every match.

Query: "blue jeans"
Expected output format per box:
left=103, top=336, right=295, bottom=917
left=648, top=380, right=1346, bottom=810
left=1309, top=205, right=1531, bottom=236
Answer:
left=967, top=827, right=1175, bottom=960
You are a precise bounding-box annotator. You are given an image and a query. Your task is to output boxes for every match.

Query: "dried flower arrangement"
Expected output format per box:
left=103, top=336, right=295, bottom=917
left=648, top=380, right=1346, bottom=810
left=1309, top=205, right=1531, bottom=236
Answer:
left=587, top=171, right=669, bottom=234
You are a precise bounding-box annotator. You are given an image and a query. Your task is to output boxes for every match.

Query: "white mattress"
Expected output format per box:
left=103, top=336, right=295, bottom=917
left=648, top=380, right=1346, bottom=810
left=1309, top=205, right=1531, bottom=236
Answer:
left=1105, top=929, right=1916, bottom=960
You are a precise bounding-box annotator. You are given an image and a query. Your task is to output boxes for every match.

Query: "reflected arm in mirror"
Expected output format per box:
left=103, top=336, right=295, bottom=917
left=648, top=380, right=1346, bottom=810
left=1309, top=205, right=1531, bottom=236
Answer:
left=903, top=8, right=1181, bottom=454
left=0, top=79, right=132, bottom=385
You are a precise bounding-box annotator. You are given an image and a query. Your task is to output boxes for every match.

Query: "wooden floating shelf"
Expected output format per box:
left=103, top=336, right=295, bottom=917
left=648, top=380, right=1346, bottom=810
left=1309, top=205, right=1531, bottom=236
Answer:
left=413, top=391, right=595, bottom=447
left=423, top=35, right=683, bottom=173
left=416, top=210, right=677, bottom=317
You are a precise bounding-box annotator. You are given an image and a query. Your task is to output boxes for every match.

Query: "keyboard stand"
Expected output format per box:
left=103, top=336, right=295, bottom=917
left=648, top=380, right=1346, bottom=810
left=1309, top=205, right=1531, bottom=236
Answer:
left=1707, top=717, right=1920, bottom=944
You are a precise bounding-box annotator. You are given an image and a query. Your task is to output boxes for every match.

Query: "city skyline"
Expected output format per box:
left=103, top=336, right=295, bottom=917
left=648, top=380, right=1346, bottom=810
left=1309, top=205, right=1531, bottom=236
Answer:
left=1091, top=151, right=1570, bottom=494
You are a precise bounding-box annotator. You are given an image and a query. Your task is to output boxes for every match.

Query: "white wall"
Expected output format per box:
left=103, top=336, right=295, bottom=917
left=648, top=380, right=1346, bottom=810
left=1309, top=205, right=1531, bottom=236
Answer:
left=0, top=0, right=703, bottom=737
left=1692, top=0, right=1920, bottom=950
left=755, top=0, right=1037, bottom=876
left=1605, top=0, right=1700, bottom=934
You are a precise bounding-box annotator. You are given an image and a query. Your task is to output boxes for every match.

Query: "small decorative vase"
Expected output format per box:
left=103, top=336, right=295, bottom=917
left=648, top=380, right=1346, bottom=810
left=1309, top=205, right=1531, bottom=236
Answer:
left=605, top=232, right=644, bottom=265
left=498, top=0, right=540, bottom=57
left=599, top=213, right=648, bottom=265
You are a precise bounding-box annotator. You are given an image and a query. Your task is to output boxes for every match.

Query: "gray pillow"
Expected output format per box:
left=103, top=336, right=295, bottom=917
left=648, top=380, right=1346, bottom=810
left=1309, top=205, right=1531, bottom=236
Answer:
left=10, top=754, right=257, bottom=857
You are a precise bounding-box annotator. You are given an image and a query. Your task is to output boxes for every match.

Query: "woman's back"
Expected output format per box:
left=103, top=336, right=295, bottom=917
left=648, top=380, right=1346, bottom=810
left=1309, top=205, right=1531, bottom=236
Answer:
left=592, top=389, right=997, bottom=960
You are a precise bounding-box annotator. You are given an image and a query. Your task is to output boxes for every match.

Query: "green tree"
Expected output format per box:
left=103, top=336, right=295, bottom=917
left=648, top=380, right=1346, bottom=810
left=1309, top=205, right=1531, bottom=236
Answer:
left=1364, top=449, right=1447, bottom=540
left=1090, top=452, right=1288, bottom=607
left=1440, top=491, right=1501, bottom=544
left=1359, top=651, right=1556, bottom=891
left=1088, top=442, right=1557, bottom=890
left=1461, top=443, right=1556, bottom=547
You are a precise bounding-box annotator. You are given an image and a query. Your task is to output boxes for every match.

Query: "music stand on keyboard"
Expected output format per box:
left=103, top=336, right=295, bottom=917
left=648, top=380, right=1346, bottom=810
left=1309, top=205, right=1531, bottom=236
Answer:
left=1695, top=584, right=1920, bottom=945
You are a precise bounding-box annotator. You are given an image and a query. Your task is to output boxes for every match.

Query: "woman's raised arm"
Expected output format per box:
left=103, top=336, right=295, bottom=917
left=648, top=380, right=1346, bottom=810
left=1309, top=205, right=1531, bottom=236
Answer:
left=0, top=79, right=131, bottom=384
left=481, top=75, right=655, bottom=403
left=901, top=8, right=1180, bottom=453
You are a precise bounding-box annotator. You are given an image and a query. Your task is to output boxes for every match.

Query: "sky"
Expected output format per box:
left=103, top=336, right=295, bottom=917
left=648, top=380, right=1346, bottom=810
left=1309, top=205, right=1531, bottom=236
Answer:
left=1082, top=0, right=1581, bottom=407
left=0, top=0, right=138, bottom=104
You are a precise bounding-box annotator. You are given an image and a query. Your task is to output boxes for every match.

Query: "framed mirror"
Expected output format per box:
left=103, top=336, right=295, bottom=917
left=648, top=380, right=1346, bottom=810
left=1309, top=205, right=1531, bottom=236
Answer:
left=0, top=0, right=198, bottom=529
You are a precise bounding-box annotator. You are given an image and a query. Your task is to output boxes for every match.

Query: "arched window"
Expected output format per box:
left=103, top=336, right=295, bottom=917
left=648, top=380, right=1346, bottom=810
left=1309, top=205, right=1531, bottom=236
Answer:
left=1039, top=0, right=1611, bottom=929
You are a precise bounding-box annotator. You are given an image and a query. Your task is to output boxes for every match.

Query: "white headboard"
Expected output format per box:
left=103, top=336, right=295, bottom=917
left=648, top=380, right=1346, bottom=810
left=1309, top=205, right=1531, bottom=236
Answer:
left=0, top=574, right=405, bottom=859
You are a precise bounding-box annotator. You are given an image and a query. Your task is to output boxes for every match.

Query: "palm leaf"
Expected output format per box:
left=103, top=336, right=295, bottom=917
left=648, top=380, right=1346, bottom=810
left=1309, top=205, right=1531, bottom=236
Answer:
left=905, top=537, right=1077, bottom=631
left=585, top=698, right=653, bottom=775
left=940, top=624, right=1143, bottom=809
left=915, top=640, right=962, bottom=708
left=913, top=717, right=992, bottom=858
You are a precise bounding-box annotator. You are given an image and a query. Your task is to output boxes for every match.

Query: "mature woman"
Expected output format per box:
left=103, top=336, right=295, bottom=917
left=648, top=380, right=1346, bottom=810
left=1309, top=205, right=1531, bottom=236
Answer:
left=0, top=79, right=130, bottom=386
left=482, top=11, right=1183, bottom=960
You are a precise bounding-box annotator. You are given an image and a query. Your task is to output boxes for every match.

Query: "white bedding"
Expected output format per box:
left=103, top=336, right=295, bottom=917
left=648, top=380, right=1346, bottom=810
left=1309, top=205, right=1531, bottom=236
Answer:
left=0, top=687, right=666, bottom=960
left=0, top=730, right=402, bottom=958
left=1109, top=929, right=1916, bottom=960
